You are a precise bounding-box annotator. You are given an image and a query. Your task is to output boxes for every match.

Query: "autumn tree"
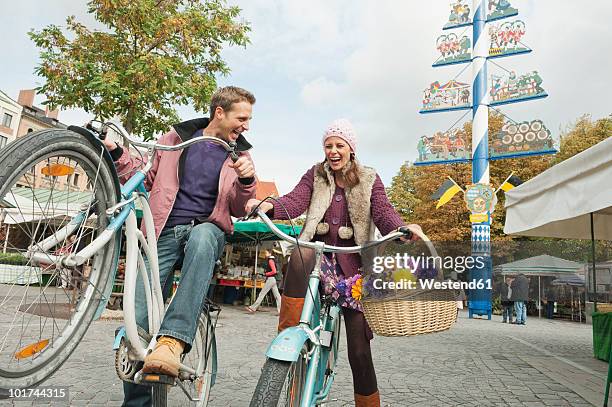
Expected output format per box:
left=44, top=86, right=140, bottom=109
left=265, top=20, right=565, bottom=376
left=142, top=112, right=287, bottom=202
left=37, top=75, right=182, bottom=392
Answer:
left=29, top=0, right=250, bottom=138
left=552, top=114, right=612, bottom=164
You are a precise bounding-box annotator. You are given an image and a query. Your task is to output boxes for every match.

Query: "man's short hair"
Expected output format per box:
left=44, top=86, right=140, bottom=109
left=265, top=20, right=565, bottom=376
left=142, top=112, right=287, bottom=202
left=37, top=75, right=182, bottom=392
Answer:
left=209, top=86, right=256, bottom=116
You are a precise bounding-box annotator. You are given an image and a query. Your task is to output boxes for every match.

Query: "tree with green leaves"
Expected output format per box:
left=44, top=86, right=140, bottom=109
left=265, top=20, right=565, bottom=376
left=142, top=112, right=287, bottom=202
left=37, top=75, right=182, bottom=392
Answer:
left=29, top=0, right=250, bottom=138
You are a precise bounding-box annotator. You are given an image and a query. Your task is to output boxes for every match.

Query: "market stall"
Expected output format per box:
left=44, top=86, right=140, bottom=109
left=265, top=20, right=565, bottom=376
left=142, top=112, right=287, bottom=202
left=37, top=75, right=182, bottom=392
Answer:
left=212, top=221, right=301, bottom=305
left=504, top=136, right=612, bottom=307
left=496, top=254, right=584, bottom=319
left=503, top=136, right=612, bottom=405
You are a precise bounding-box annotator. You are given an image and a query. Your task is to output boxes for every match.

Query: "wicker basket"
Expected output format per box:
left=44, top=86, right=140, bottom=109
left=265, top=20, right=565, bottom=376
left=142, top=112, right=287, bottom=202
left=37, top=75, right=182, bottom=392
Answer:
left=362, top=228, right=458, bottom=337
left=363, top=290, right=458, bottom=336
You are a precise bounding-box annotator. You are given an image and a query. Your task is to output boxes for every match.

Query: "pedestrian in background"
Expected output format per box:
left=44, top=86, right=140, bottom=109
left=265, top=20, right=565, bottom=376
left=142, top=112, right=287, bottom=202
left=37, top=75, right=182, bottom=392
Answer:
left=544, top=283, right=557, bottom=319
left=246, top=250, right=282, bottom=313
left=510, top=273, right=529, bottom=325
left=501, top=277, right=514, bottom=323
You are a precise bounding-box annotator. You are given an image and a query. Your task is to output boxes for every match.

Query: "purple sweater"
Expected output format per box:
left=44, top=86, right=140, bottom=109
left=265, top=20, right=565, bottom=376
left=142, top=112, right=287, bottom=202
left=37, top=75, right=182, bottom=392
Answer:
left=166, top=130, right=227, bottom=228
left=271, top=166, right=404, bottom=277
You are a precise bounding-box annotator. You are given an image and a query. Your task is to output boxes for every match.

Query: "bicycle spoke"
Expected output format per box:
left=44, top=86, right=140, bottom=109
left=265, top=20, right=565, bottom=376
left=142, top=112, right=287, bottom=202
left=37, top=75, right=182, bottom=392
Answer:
left=3, top=165, right=84, bottom=362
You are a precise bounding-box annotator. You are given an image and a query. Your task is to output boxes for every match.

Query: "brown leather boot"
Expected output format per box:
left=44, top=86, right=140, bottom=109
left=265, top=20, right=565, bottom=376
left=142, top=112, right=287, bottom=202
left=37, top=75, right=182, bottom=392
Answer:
left=142, top=336, right=185, bottom=377
left=355, top=390, right=380, bottom=407
left=277, top=295, right=304, bottom=332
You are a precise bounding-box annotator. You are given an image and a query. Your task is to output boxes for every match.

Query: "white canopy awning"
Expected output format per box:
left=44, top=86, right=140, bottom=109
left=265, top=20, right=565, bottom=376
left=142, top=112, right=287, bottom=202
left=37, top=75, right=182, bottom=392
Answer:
left=504, top=136, right=612, bottom=240
left=495, top=254, right=584, bottom=276
left=1, top=187, right=89, bottom=225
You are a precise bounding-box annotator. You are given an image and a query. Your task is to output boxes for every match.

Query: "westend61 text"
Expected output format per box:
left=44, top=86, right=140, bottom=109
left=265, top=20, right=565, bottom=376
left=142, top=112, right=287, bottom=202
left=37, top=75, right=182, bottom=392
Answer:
left=372, top=254, right=486, bottom=273
left=372, top=278, right=492, bottom=290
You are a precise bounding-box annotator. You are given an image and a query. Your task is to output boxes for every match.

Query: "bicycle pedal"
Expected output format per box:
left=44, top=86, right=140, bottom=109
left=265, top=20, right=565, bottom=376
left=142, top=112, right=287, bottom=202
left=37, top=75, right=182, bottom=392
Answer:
left=139, top=373, right=176, bottom=385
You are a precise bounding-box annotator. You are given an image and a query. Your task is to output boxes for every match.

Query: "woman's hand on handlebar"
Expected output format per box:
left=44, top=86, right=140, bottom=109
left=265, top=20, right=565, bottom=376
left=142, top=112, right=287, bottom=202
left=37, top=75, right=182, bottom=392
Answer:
left=399, top=224, right=422, bottom=242
left=245, top=199, right=273, bottom=218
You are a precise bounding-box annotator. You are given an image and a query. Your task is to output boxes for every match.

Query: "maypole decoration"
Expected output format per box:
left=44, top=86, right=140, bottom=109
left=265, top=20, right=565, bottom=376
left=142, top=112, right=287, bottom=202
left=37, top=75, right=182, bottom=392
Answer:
left=417, top=0, right=555, bottom=319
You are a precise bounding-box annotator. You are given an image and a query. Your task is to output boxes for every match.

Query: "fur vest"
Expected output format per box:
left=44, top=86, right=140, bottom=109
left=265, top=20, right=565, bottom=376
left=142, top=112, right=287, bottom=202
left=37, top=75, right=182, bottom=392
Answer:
left=300, top=162, right=377, bottom=246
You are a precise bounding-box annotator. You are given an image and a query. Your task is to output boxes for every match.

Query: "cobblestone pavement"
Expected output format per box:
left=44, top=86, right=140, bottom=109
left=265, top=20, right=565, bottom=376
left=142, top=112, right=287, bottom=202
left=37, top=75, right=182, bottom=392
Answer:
left=2, top=307, right=609, bottom=406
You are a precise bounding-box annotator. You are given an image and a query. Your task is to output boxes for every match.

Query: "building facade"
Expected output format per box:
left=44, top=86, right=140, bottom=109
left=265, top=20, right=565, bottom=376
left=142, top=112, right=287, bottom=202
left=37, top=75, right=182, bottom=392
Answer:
left=0, top=90, right=23, bottom=148
left=16, top=89, right=64, bottom=137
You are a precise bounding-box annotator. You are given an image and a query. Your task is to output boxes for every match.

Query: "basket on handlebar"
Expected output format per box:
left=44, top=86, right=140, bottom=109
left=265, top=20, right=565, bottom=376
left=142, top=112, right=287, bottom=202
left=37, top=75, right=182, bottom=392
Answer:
left=360, top=229, right=458, bottom=337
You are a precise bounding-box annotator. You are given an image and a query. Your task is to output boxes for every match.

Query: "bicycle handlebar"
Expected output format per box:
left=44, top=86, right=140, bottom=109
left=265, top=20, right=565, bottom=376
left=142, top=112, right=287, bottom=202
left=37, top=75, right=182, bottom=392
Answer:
left=252, top=209, right=412, bottom=254
left=91, top=119, right=239, bottom=161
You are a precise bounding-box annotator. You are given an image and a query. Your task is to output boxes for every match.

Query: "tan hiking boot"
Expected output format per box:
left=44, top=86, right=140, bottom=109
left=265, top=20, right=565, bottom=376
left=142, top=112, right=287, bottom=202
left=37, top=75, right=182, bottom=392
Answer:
left=142, top=336, right=185, bottom=377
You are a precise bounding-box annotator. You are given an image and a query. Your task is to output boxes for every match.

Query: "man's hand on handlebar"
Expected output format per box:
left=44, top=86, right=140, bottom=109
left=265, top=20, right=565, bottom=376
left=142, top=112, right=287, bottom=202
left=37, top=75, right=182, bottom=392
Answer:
left=399, top=224, right=422, bottom=242
left=229, top=155, right=256, bottom=179
left=87, top=121, right=119, bottom=151
left=101, top=137, right=119, bottom=152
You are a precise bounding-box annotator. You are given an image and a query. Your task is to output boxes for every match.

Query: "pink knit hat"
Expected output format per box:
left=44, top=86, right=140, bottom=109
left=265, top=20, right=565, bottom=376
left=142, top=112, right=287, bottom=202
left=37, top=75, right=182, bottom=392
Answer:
left=322, top=118, right=357, bottom=153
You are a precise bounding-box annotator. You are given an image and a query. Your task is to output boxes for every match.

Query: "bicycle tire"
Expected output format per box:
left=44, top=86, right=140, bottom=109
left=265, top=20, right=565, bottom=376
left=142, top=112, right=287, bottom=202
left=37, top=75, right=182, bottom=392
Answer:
left=0, top=129, right=119, bottom=389
left=249, top=346, right=308, bottom=407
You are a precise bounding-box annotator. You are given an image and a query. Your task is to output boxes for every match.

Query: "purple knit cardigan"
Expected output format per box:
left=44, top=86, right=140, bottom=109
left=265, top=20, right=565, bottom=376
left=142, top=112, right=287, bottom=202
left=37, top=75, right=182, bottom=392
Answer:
left=271, top=165, right=405, bottom=277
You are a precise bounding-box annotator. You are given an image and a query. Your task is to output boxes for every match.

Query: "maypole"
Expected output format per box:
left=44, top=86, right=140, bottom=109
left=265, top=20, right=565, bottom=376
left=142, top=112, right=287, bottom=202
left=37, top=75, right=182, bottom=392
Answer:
left=469, top=0, right=492, bottom=319
left=418, top=0, right=554, bottom=319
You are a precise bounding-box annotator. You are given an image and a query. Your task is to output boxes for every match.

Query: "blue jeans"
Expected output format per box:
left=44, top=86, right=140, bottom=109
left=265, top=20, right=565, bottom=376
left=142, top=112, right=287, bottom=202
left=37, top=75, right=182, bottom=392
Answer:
left=514, top=301, right=527, bottom=324
left=122, top=222, right=225, bottom=407
left=502, top=303, right=514, bottom=322
left=546, top=302, right=555, bottom=319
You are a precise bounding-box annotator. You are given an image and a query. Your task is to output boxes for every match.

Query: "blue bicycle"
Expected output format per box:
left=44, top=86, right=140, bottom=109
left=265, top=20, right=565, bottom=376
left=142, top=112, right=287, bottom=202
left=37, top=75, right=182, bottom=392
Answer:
left=248, top=210, right=413, bottom=406
left=0, top=120, right=232, bottom=405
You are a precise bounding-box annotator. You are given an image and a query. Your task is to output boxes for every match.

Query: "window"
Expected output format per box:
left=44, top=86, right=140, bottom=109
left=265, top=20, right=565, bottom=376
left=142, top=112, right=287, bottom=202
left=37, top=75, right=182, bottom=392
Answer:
left=0, top=136, right=6, bottom=149
left=2, top=113, right=12, bottom=128
left=73, top=173, right=80, bottom=186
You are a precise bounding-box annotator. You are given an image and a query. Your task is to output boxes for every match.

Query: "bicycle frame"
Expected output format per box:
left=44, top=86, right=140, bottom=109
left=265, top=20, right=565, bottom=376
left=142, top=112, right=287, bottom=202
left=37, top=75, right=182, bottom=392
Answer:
left=25, top=166, right=166, bottom=360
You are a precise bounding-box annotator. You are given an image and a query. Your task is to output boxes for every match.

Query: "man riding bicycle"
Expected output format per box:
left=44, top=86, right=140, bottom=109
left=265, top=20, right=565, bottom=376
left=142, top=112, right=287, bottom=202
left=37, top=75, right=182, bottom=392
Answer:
left=104, top=86, right=257, bottom=406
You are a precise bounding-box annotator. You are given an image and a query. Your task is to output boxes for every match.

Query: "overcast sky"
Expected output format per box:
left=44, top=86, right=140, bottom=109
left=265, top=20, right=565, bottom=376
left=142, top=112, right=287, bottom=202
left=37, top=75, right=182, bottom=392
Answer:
left=2, top=1, right=611, bottom=193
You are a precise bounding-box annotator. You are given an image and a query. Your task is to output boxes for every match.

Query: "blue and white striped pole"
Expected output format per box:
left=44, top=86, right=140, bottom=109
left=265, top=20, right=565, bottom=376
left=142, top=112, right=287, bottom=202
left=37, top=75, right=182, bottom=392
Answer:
left=472, top=0, right=489, bottom=185
left=469, top=0, right=492, bottom=319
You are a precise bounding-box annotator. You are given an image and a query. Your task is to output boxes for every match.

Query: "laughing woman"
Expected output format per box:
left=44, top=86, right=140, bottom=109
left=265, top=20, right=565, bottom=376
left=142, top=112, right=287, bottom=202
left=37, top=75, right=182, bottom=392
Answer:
left=245, top=118, right=421, bottom=406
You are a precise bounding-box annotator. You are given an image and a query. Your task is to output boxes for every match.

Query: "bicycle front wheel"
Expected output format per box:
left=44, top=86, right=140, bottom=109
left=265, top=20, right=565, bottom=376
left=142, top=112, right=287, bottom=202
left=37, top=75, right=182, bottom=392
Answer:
left=0, top=129, right=120, bottom=389
left=249, top=346, right=308, bottom=407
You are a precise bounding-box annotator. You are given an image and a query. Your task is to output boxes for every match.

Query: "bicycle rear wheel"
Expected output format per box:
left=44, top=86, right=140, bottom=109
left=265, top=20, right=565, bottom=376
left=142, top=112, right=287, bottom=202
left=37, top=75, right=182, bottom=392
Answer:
left=0, top=129, right=119, bottom=389
left=249, top=345, right=309, bottom=407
